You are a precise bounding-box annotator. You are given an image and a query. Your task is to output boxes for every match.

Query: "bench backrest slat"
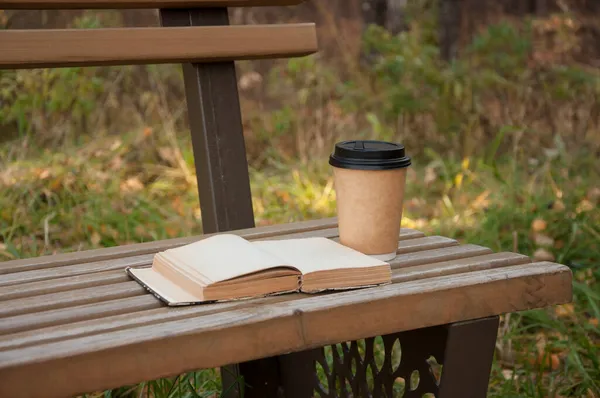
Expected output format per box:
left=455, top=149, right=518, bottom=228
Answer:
left=0, top=0, right=305, bottom=9
left=0, top=24, right=317, bottom=69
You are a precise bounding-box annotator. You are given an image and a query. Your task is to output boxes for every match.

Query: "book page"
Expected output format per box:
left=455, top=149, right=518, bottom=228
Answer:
left=252, top=237, right=388, bottom=275
left=161, top=234, right=297, bottom=284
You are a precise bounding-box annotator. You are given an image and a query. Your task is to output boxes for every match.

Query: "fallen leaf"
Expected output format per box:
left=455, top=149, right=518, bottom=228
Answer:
left=577, top=199, right=594, bottom=213
left=589, top=318, right=599, bottom=327
left=120, top=177, right=144, bottom=193
left=171, top=197, right=185, bottom=216
left=110, top=156, right=123, bottom=170
left=238, top=71, right=263, bottom=91
left=532, top=218, right=547, bottom=232
left=143, top=127, right=153, bottom=137
left=90, top=232, right=101, bottom=246
left=501, top=369, right=514, bottom=380
left=587, top=388, right=597, bottom=398
left=165, top=226, right=179, bottom=238
left=39, top=169, right=51, bottom=179
left=534, top=233, right=554, bottom=247
left=533, top=248, right=555, bottom=261
left=552, top=199, right=566, bottom=212
left=158, top=147, right=177, bottom=166
left=587, top=187, right=600, bottom=203
left=550, top=353, right=560, bottom=370
left=554, top=240, right=565, bottom=249
left=535, top=332, right=547, bottom=354
left=110, top=139, right=122, bottom=151
left=554, top=303, right=575, bottom=318
left=424, top=167, right=437, bottom=186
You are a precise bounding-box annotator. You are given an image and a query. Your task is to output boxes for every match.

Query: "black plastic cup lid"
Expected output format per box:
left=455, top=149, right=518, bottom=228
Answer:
left=329, top=140, right=411, bottom=170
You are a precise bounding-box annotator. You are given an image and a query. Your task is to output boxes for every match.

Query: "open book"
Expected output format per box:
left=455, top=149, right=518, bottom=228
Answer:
left=126, top=234, right=392, bottom=306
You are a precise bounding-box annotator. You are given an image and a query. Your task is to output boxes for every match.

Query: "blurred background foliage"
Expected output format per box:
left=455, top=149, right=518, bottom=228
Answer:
left=0, top=0, right=599, bottom=397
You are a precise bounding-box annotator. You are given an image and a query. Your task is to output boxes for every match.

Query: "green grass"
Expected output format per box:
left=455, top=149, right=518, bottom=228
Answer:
left=0, top=130, right=598, bottom=398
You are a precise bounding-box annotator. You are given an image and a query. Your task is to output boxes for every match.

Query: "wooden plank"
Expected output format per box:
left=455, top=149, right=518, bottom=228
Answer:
left=0, top=295, right=162, bottom=336
left=0, top=239, right=482, bottom=324
left=0, top=271, right=128, bottom=301
left=0, top=24, right=318, bottom=70
left=394, top=235, right=457, bottom=254
left=0, top=218, right=338, bottom=275
left=0, top=282, right=145, bottom=318
left=390, top=244, right=492, bottom=269
left=392, top=252, right=531, bottom=283
left=0, top=262, right=572, bottom=398
left=0, top=251, right=529, bottom=351
left=0, top=0, right=307, bottom=10
left=0, top=236, right=456, bottom=334
left=0, top=295, right=301, bottom=350
left=0, top=227, right=424, bottom=287
left=0, top=254, right=154, bottom=288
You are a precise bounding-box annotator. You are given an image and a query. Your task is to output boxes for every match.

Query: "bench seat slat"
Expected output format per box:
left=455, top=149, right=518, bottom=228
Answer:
left=0, top=262, right=572, bottom=398
left=0, top=229, right=426, bottom=301
left=0, top=24, right=317, bottom=69
left=0, top=270, right=129, bottom=301
left=0, top=218, right=339, bottom=275
left=0, top=295, right=162, bottom=336
left=0, top=282, right=145, bottom=318
left=0, top=251, right=530, bottom=351
left=0, top=228, right=424, bottom=287
left=0, top=238, right=476, bottom=315
left=0, top=0, right=306, bottom=9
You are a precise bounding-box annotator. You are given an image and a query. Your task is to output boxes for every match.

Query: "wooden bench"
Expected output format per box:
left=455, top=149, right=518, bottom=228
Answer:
left=0, top=1, right=572, bottom=397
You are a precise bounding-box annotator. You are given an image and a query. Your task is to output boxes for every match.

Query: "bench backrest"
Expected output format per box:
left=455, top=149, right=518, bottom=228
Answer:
left=0, top=0, right=318, bottom=234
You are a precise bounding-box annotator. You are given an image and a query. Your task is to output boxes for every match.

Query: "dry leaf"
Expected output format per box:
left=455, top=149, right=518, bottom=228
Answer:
left=587, top=388, right=597, bottom=398
left=533, top=248, right=555, bottom=261
left=165, top=226, right=179, bottom=238
left=587, top=187, right=600, bottom=203
left=424, top=167, right=437, bottom=186
left=554, top=240, right=565, bottom=249
left=577, top=199, right=594, bottom=213
left=552, top=199, right=566, bottom=212
left=549, top=354, right=560, bottom=370
left=531, top=218, right=547, bottom=232
left=109, top=156, right=123, bottom=170
left=238, top=71, right=263, bottom=90
left=120, top=177, right=144, bottom=193
left=534, top=233, right=554, bottom=247
left=158, top=147, right=177, bottom=166
left=554, top=303, right=575, bottom=318
left=171, top=197, right=185, bottom=216
left=110, top=139, right=122, bottom=151
left=501, top=369, right=514, bottom=380
left=143, top=127, right=153, bottom=137
left=535, top=332, right=547, bottom=354
left=589, top=318, right=599, bottom=327
left=90, top=232, right=101, bottom=246
left=39, top=169, right=51, bottom=180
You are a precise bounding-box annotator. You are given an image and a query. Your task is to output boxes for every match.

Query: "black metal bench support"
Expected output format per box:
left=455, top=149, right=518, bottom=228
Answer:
left=278, top=316, right=499, bottom=398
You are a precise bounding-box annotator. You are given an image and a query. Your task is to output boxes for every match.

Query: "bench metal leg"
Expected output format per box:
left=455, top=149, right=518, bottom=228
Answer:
left=438, top=316, right=500, bottom=398
left=277, top=316, right=499, bottom=398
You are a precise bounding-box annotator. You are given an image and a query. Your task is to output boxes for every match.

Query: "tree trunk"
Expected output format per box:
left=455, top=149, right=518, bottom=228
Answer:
left=439, top=0, right=462, bottom=61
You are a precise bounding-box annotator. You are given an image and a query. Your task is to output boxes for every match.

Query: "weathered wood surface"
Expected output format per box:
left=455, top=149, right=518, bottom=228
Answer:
left=0, top=24, right=317, bottom=69
left=0, top=0, right=306, bottom=9
left=0, top=218, right=338, bottom=274
left=0, top=221, right=572, bottom=398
